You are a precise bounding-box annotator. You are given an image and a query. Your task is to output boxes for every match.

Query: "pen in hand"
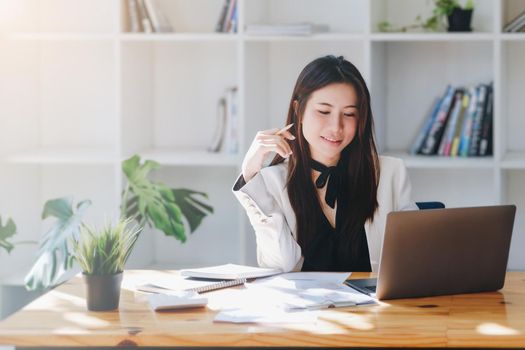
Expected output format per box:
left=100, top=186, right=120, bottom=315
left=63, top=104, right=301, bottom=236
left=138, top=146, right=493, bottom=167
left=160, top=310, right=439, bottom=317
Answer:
left=276, top=123, right=294, bottom=135
left=276, top=123, right=295, bottom=158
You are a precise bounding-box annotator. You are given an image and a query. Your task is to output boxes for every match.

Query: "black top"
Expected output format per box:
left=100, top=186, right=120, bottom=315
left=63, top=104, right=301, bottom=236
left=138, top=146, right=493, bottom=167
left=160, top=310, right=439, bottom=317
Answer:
left=301, top=196, right=372, bottom=272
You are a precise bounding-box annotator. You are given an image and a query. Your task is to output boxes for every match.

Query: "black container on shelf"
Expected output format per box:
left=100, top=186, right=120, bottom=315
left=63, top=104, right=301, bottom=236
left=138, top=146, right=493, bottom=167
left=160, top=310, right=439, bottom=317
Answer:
left=447, top=7, right=473, bottom=32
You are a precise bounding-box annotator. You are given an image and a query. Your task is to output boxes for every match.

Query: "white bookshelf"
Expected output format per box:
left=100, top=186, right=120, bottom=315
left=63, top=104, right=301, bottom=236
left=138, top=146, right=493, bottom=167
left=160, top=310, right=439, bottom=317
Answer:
left=1, top=0, right=524, bottom=289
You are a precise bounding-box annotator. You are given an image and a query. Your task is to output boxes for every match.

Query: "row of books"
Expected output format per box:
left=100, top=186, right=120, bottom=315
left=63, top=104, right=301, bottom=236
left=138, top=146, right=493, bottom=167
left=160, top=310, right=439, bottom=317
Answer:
left=215, top=0, right=238, bottom=33
left=208, top=87, right=239, bottom=154
left=126, top=0, right=173, bottom=33
left=503, top=10, right=525, bottom=33
left=410, top=83, right=493, bottom=157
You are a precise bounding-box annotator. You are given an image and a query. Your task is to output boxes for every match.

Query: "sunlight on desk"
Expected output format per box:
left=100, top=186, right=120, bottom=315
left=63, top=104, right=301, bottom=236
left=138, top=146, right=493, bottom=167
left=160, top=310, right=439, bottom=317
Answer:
left=477, top=322, right=521, bottom=336
left=318, top=310, right=375, bottom=331
left=63, top=313, right=111, bottom=329
left=26, top=290, right=85, bottom=310
left=1, top=271, right=524, bottom=348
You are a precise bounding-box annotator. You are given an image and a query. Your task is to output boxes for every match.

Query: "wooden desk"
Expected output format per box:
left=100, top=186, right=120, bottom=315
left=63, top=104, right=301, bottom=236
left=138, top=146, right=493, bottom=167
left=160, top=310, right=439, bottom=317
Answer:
left=0, top=271, right=524, bottom=348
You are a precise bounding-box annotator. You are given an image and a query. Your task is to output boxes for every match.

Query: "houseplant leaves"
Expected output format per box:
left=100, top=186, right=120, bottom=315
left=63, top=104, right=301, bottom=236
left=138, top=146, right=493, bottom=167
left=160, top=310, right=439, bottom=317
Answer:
left=0, top=216, right=17, bottom=254
left=24, top=155, right=213, bottom=290
left=121, top=155, right=213, bottom=242
left=25, top=197, right=91, bottom=290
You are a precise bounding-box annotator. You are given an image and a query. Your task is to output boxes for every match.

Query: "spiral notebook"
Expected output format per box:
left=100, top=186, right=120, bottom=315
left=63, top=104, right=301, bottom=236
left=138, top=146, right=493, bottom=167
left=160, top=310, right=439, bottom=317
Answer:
left=137, top=264, right=281, bottom=295
left=138, top=278, right=247, bottom=294
left=180, top=263, right=282, bottom=280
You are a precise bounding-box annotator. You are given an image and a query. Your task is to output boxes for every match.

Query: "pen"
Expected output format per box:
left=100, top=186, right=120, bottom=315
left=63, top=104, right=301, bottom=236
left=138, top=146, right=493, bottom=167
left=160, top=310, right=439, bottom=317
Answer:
left=276, top=123, right=294, bottom=135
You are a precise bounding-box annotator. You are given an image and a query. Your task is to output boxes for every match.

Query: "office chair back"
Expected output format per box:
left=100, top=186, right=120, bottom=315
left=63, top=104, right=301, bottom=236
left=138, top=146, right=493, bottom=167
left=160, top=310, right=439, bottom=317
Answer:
left=416, top=201, right=445, bottom=210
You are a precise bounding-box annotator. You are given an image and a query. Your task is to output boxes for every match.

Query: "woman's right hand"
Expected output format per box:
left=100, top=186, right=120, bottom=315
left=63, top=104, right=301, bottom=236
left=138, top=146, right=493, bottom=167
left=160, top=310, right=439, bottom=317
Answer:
left=241, top=123, right=296, bottom=182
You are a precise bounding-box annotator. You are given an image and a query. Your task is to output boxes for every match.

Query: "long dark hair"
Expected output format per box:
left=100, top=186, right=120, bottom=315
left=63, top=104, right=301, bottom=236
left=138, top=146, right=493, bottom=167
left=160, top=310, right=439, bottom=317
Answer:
left=270, top=55, right=380, bottom=264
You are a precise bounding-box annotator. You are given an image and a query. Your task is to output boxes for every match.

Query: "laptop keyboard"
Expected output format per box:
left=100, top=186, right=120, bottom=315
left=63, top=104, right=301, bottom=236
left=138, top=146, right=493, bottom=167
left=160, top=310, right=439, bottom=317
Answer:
left=364, top=285, right=377, bottom=293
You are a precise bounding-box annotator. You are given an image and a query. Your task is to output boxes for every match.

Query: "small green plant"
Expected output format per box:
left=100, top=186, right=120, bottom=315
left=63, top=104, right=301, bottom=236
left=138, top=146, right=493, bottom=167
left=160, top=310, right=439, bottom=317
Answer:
left=378, top=0, right=475, bottom=32
left=0, top=215, right=17, bottom=254
left=72, top=218, right=142, bottom=275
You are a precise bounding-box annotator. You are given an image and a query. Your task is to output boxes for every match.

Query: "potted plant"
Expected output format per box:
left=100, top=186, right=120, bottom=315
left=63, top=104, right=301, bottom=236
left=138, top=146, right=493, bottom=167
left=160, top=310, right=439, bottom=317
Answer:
left=378, top=0, right=474, bottom=32
left=434, top=0, right=474, bottom=32
left=24, top=154, right=213, bottom=291
left=72, top=218, right=142, bottom=311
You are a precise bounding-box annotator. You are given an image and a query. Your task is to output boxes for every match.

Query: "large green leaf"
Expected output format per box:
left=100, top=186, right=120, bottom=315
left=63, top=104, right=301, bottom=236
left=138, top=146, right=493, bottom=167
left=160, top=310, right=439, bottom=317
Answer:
left=121, top=155, right=213, bottom=242
left=0, top=216, right=17, bottom=254
left=25, top=197, right=91, bottom=290
left=172, top=189, right=214, bottom=232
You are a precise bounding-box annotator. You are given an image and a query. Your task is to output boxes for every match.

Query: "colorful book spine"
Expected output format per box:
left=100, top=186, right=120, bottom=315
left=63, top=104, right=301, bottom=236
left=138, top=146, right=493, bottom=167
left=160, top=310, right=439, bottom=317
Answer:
left=215, top=0, right=230, bottom=32
left=479, top=85, right=493, bottom=156
left=468, top=84, right=488, bottom=156
left=420, top=85, right=455, bottom=155
left=438, top=89, right=464, bottom=156
left=410, top=96, right=442, bottom=155
left=450, top=92, right=470, bottom=157
left=458, top=87, right=478, bottom=157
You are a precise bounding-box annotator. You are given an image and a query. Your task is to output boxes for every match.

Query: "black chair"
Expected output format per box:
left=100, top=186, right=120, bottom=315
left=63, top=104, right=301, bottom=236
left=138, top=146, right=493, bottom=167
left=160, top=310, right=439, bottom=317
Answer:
left=416, top=201, right=445, bottom=210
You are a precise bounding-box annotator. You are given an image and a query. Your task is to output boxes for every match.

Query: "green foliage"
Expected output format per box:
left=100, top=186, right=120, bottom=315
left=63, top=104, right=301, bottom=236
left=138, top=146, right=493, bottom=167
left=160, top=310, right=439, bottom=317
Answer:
left=0, top=215, right=17, bottom=254
left=25, top=198, right=91, bottom=290
left=24, top=154, right=213, bottom=290
left=121, top=155, right=213, bottom=242
left=72, top=218, right=142, bottom=275
left=378, top=0, right=474, bottom=32
left=172, top=189, right=214, bottom=233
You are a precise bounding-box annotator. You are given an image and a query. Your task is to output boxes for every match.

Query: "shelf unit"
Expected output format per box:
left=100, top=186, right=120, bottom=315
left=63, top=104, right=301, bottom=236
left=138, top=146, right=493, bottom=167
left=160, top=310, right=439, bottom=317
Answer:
left=1, top=0, right=524, bottom=284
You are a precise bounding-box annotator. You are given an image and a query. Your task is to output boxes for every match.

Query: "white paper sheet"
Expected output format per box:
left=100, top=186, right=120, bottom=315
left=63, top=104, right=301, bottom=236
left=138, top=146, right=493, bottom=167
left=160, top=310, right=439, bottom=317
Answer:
left=148, top=291, right=208, bottom=311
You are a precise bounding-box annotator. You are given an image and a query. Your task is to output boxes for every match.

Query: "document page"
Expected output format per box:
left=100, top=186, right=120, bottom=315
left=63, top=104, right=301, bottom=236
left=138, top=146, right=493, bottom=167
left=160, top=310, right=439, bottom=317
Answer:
left=212, top=272, right=376, bottom=323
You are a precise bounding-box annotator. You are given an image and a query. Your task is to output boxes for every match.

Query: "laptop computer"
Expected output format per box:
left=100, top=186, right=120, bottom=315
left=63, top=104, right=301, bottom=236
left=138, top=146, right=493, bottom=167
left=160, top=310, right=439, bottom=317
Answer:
left=346, top=205, right=516, bottom=300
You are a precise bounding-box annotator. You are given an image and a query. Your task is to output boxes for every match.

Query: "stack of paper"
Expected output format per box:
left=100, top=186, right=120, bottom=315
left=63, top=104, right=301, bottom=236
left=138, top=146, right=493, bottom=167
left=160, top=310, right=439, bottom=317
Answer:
left=148, top=291, right=208, bottom=311
left=212, top=272, right=376, bottom=323
left=136, top=267, right=375, bottom=321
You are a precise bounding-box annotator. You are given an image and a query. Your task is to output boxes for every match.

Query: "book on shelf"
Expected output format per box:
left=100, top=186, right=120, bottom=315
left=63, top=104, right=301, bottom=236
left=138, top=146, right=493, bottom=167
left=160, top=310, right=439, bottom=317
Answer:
left=126, top=0, right=173, bottom=33
left=215, top=0, right=230, bottom=32
left=180, top=263, right=282, bottom=280
left=503, top=10, right=525, bottom=32
left=437, top=89, right=465, bottom=156
left=468, top=84, right=488, bottom=156
left=144, top=0, right=173, bottom=32
left=136, top=0, right=153, bottom=33
left=208, top=87, right=238, bottom=154
left=449, top=93, right=470, bottom=157
left=412, top=83, right=493, bottom=157
left=127, top=0, right=142, bottom=33
left=215, top=0, right=237, bottom=33
left=419, top=85, right=455, bottom=155
left=458, top=87, right=478, bottom=157
left=245, top=23, right=330, bottom=36
left=410, top=97, right=441, bottom=155
left=207, top=97, right=227, bottom=152
left=478, top=84, right=493, bottom=156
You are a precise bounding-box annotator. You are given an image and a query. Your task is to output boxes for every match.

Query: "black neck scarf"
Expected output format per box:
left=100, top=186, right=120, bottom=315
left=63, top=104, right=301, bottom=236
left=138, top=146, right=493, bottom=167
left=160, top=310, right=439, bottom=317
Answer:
left=310, top=159, right=341, bottom=209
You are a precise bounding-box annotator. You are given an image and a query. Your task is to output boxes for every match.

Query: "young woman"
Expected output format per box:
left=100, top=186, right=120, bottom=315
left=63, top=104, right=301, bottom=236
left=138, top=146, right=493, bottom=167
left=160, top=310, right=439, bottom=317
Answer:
left=233, top=55, right=417, bottom=273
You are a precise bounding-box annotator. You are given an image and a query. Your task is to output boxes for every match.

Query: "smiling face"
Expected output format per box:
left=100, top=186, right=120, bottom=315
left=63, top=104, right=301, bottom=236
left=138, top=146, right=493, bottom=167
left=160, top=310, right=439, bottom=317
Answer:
left=300, top=83, right=359, bottom=166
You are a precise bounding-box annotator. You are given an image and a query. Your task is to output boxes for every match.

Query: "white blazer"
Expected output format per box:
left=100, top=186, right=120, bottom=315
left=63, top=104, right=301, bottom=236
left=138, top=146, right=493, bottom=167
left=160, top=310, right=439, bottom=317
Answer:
left=232, top=155, right=418, bottom=272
